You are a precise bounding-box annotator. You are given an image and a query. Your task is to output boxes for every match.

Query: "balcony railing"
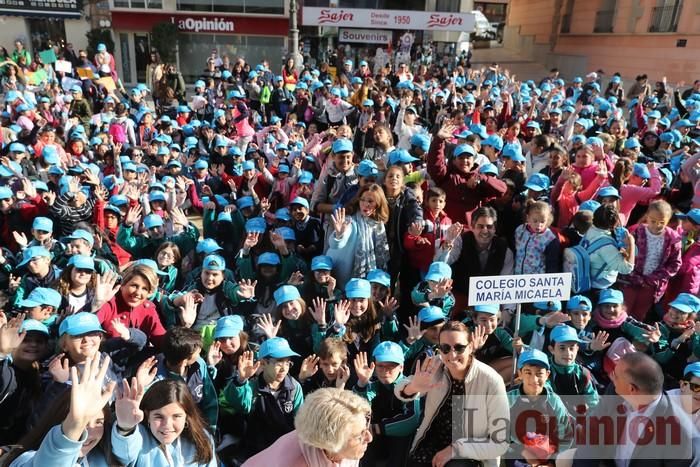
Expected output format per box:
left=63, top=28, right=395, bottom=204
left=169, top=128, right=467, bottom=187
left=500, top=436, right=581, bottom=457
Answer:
left=649, top=1, right=683, bottom=32
left=561, top=14, right=571, bottom=33
left=593, top=10, right=615, bottom=33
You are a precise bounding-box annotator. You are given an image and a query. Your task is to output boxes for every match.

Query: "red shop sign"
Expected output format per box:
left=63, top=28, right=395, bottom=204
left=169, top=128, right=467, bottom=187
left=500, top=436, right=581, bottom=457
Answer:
left=111, top=11, right=289, bottom=36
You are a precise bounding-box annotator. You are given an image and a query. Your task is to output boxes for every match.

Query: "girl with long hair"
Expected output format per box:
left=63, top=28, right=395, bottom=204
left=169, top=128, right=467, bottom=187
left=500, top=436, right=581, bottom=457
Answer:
left=54, top=255, right=97, bottom=314
left=112, top=379, right=216, bottom=466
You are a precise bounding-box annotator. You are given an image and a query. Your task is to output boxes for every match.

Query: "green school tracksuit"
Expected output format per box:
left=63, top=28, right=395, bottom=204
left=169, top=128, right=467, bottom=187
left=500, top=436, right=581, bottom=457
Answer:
left=353, top=374, right=421, bottom=437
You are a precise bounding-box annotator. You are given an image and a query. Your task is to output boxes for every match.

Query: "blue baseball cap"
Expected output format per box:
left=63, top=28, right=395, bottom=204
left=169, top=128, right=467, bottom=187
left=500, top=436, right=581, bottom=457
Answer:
left=632, top=163, right=650, bottom=179
left=65, top=229, right=94, bottom=248
left=289, top=196, right=310, bottom=210
left=578, top=200, right=601, bottom=213
left=367, top=269, right=391, bottom=288
left=68, top=255, right=95, bottom=271
left=624, top=138, right=641, bottom=149
left=202, top=254, right=226, bottom=271
left=372, top=341, right=404, bottom=364
left=418, top=306, right=446, bottom=325
left=0, top=186, right=12, bottom=200
left=646, top=110, right=661, bottom=120
left=59, top=312, right=104, bottom=336
left=194, top=159, right=209, bottom=170
left=109, top=194, right=128, bottom=207
left=274, top=285, right=301, bottom=306
left=149, top=191, right=166, bottom=203
left=425, top=261, right=452, bottom=282
left=258, top=252, right=280, bottom=266
left=18, top=246, right=51, bottom=267
left=259, top=337, right=300, bottom=359
left=18, top=287, right=62, bottom=309
left=481, top=134, right=504, bottom=151
left=479, top=163, right=499, bottom=176
left=274, top=208, right=291, bottom=222
left=245, top=217, right=267, bottom=233
left=32, top=217, right=53, bottom=232
left=597, top=186, right=620, bottom=199
left=133, top=259, right=168, bottom=277
left=526, top=121, right=541, bottom=130
left=298, top=171, right=314, bottom=185
left=0, top=160, right=22, bottom=177
left=332, top=139, right=353, bottom=154
left=20, top=319, right=49, bottom=336
left=196, top=238, right=223, bottom=255
left=276, top=227, right=295, bottom=241
left=550, top=324, right=584, bottom=343
left=669, top=293, right=700, bottom=314
left=684, top=362, right=700, bottom=379
left=474, top=304, right=499, bottom=315
left=524, top=173, right=550, bottom=192
left=311, top=255, right=333, bottom=271
left=237, top=196, right=255, bottom=210
left=228, top=146, right=243, bottom=157
left=8, top=142, right=25, bottom=153
left=345, top=278, right=371, bottom=299
left=453, top=144, right=476, bottom=159
left=217, top=211, right=232, bottom=223
left=410, top=134, right=431, bottom=152
left=143, top=214, right=164, bottom=229
left=227, top=89, right=243, bottom=99
left=566, top=295, right=592, bottom=312
left=518, top=348, right=550, bottom=370
left=214, top=315, right=244, bottom=339
left=357, top=160, right=379, bottom=178
left=501, top=145, right=525, bottom=162
left=534, top=301, right=562, bottom=312
left=242, top=160, right=256, bottom=172
left=388, top=148, right=418, bottom=165
left=598, top=288, right=623, bottom=305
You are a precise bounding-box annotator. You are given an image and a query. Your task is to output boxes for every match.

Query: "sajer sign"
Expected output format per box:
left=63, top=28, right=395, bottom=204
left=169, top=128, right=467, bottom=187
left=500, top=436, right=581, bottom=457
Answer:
left=302, top=7, right=475, bottom=32
left=468, top=273, right=572, bottom=306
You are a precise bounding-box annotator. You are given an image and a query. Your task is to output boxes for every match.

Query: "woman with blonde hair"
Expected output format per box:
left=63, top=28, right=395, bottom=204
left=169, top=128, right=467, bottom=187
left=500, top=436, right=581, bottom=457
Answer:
left=243, top=387, right=372, bottom=466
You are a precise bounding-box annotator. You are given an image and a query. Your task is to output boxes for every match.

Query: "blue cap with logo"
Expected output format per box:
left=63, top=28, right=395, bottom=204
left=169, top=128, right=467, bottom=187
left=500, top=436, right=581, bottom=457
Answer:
left=18, top=287, right=62, bottom=309
left=20, top=319, right=49, bottom=336
left=196, top=238, right=223, bottom=255
left=32, top=217, right=53, bottom=232
left=68, top=255, right=95, bottom=271
left=454, top=144, right=476, bottom=159
left=214, top=315, right=244, bottom=339
left=418, top=306, right=446, bottom=325
left=143, top=214, right=164, bottom=229
left=578, top=200, right=601, bottom=213
left=18, top=246, right=51, bottom=267
left=133, top=259, right=168, bottom=276
left=332, top=138, right=353, bottom=154
left=311, top=255, right=333, bottom=271
left=550, top=324, right=584, bottom=343
left=237, top=196, right=255, bottom=210
left=598, top=288, right=623, bottom=305
left=245, top=217, right=267, bottom=233
left=632, top=163, right=650, bottom=180
left=534, top=301, right=562, bottom=312
left=274, top=285, right=301, bottom=306
left=669, top=293, right=700, bottom=314
left=482, top=134, right=504, bottom=151
left=518, top=348, right=550, bottom=370
left=474, top=304, right=499, bottom=315
left=388, top=148, right=418, bottom=165
left=425, top=261, right=452, bottom=282
left=410, top=134, right=431, bottom=152
left=357, top=160, right=379, bottom=178
left=524, top=173, right=550, bottom=192
left=372, top=341, right=404, bottom=364
left=566, top=295, right=592, bottom=312
left=345, top=278, right=371, bottom=299
left=479, top=163, right=499, bottom=176
left=597, top=186, right=620, bottom=199
left=367, top=269, right=391, bottom=288
left=684, top=362, right=700, bottom=379
left=59, top=312, right=104, bottom=336
left=259, top=337, right=300, bottom=359
left=258, top=252, right=281, bottom=266
left=202, top=254, right=226, bottom=271
left=501, top=144, right=525, bottom=162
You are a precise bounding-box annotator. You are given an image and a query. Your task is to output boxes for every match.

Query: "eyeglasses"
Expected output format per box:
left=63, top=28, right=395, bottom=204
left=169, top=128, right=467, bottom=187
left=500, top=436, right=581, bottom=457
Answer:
left=438, top=343, right=469, bottom=355
left=351, top=414, right=373, bottom=444
left=683, top=381, right=700, bottom=393
left=270, top=359, right=293, bottom=369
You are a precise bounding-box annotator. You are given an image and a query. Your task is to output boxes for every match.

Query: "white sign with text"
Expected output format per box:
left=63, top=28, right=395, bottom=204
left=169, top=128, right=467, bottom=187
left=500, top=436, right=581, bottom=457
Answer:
left=302, top=7, right=475, bottom=32
left=468, top=273, right=572, bottom=306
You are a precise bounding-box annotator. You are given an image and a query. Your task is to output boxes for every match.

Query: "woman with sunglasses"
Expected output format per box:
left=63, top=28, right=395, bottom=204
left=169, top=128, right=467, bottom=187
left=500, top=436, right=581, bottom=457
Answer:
left=395, top=320, right=510, bottom=467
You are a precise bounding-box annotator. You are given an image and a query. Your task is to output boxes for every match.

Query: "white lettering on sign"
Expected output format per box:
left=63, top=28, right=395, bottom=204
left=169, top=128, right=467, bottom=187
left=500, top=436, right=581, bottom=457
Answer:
left=302, top=6, right=475, bottom=32
left=338, top=28, right=391, bottom=44
left=170, top=16, right=235, bottom=33
left=468, top=273, right=572, bottom=306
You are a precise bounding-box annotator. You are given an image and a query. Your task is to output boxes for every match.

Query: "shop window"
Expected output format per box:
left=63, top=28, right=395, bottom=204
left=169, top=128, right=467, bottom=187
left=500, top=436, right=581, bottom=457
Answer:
left=177, top=0, right=282, bottom=14
left=112, top=0, right=162, bottom=8
left=27, top=19, right=66, bottom=52
left=436, top=0, right=460, bottom=12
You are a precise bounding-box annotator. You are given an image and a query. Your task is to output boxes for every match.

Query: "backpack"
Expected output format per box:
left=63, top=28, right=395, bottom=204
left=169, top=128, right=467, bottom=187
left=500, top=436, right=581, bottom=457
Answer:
left=108, top=119, right=127, bottom=144
left=260, top=84, right=271, bottom=105
left=563, top=236, right=617, bottom=293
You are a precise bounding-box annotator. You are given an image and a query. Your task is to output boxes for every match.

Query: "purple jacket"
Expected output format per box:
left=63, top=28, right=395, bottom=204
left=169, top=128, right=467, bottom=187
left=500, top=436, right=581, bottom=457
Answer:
left=665, top=241, right=700, bottom=300
left=621, top=225, right=681, bottom=302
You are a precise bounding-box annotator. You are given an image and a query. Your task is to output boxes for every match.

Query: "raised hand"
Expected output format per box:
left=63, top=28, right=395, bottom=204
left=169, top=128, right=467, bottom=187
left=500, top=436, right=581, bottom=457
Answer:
left=589, top=330, right=611, bottom=352
left=308, top=297, right=327, bottom=326
left=379, top=296, right=399, bottom=318
left=48, top=353, right=71, bottom=383
left=94, top=185, right=108, bottom=202
left=408, top=221, right=424, bottom=237
left=0, top=313, right=26, bottom=356
left=403, top=315, right=424, bottom=345
left=169, top=207, right=189, bottom=227
left=256, top=313, right=281, bottom=339
left=92, top=270, right=121, bottom=311
left=124, top=205, right=143, bottom=227
left=407, top=355, right=441, bottom=394
left=242, top=232, right=260, bottom=251
left=269, top=230, right=286, bottom=251
left=353, top=352, right=375, bottom=388
left=431, top=278, right=453, bottom=299
left=115, top=377, right=145, bottom=431
left=259, top=197, right=271, bottom=213
left=7, top=274, right=20, bottom=293
left=11, top=231, right=27, bottom=249
left=334, top=300, right=351, bottom=326
left=178, top=293, right=197, bottom=328
left=299, top=355, right=319, bottom=380
left=331, top=208, right=348, bottom=238
left=471, top=325, right=488, bottom=351
left=542, top=312, right=571, bottom=328
left=445, top=223, right=463, bottom=242
left=237, top=350, right=260, bottom=382
left=134, top=356, right=158, bottom=389
left=83, top=168, right=100, bottom=186
left=642, top=323, right=662, bottom=344
left=63, top=355, right=116, bottom=441
left=287, top=270, right=304, bottom=286
left=110, top=317, right=130, bottom=340
left=21, top=178, right=37, bottom=198
left=236, top=279, right=257, bottom=299
left=326, top=276, right=337, bottom=297
left=335, top=363, right=350, bottom=389
left=437, top=123, right=458, bottom=141
left=207, top=341, right=223, bottom=367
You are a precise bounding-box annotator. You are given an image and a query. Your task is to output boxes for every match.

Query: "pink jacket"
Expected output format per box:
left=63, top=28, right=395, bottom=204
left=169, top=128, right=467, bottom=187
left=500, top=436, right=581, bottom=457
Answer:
left=616, top=166, right=662, bottom=226
left=243, top=431, right=359, bottom=467
left=665, top=241, right=700, bottom=301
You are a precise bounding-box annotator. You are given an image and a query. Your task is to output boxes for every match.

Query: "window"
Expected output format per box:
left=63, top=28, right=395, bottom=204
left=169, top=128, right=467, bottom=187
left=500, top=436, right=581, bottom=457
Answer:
left=560, top=0, right=574, bottom=33
left=593, top=0, right=616, bottom=32
left=649, top=0, right=683, bottom=32
left=176, top=0, right=283, bottom=14
left=27, top=19, right=66, bottom=51
left=112, top=0, right=162, bottom=8
left=436, top=0, right=460, bottom=12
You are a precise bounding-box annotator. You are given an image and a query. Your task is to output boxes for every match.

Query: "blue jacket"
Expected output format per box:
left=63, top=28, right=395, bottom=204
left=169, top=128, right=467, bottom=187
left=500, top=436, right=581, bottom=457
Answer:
left=9, top=424, right=111, bottom=467
left=111, top=423, right=217, bottom=467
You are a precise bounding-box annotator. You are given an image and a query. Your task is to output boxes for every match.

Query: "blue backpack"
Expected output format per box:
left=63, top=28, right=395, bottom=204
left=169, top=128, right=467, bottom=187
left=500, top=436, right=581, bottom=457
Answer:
left=563, top=236, right=617, bottom=293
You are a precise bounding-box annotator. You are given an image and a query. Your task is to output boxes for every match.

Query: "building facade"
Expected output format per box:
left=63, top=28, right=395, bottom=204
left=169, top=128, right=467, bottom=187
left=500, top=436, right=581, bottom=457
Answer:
left=504, top=0, right=699, bottom=83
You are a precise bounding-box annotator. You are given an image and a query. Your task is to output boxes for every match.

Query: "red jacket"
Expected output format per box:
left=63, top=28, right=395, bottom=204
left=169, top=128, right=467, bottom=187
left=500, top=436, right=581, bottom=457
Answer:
left=97, top=293, right=166, bottom=349
left=93, top=199, right=132, bottom=266
left=427, top=138, right=507, bottom=226
left=404, top=210, right=453, bottom=273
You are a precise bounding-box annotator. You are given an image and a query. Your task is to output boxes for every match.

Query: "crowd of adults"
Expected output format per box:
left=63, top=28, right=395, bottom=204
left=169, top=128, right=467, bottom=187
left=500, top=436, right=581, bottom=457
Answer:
left=0, top=37, right=699, bottom=467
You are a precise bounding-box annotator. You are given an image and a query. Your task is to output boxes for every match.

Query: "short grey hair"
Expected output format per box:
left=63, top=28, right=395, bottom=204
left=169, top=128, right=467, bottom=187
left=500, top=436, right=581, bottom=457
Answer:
left=295, top=388, right=371, bottom=454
